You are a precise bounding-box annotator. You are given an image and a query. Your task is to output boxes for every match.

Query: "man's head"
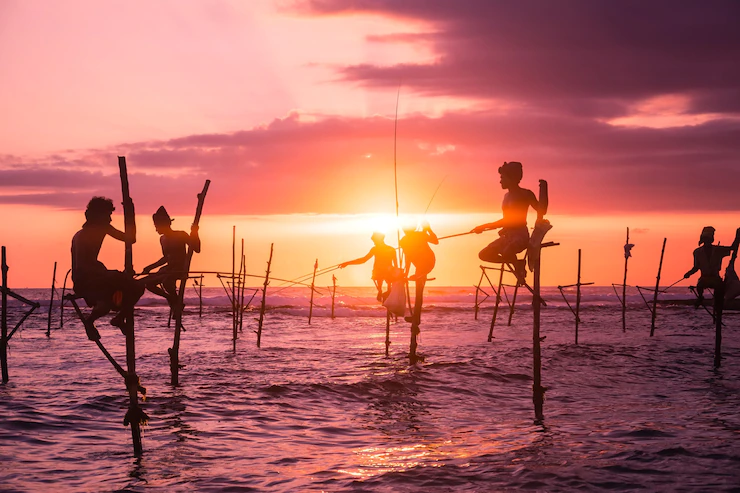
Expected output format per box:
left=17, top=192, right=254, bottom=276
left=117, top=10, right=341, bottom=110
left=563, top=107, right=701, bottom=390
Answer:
left=699, top=226, right=715, bottom=245
left=498, top=161, right=523, bottom=189
left=153, top=206, right=173, bottom=233
left=85, top=197, right=115, bottom=224
left=371, top=231, right=385, bottom=245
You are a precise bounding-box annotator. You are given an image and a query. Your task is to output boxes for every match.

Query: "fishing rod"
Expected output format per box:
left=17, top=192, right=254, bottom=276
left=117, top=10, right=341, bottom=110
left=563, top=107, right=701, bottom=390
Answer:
left=423, top=175, right=448, bottom=216
left=438, top=230, right=476, bottom=240
left=662, top=277, right=685, bottom=291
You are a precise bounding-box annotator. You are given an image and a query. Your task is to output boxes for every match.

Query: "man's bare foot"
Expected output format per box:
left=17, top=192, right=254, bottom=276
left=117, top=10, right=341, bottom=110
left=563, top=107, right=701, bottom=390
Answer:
left=83, top=319, right=100, bottom=341
left=110, top=313, right=131, bottom=336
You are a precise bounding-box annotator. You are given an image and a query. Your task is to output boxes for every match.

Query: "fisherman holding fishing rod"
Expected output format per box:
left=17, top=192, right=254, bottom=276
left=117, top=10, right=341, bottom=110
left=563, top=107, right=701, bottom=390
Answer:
left=683, top=226, right=740, bottom=306
left=338, top=232, right=397, bottom=302
left=470, top=161, right=546, bottom=285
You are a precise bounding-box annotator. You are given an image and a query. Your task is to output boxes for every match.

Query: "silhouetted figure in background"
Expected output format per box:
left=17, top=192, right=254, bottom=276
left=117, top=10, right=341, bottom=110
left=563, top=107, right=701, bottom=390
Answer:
left=472, top=161, right=545, bottom=285
left=684, top=226, right=734, bottom=306
left=71, top=197, right=144, bottom=339
left=339, top=232, right=397, bottom=302
left=400, top=221, right=438, bottom=327
left=142, top=206, right=201, bottom=310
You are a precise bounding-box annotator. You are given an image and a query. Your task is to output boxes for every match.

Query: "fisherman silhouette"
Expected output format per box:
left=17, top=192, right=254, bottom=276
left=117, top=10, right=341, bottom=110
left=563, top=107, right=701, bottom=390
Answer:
left=400, top=221, right=438, bottom=328
left=142, top=206, right=201, bottom=310
left=472, top=161, right=545, bottom=285
left=71, top=197, right=145, bottom=339
left=339, top=231, right=397, bottom=302
left=684, top=226, right=735, bottom=307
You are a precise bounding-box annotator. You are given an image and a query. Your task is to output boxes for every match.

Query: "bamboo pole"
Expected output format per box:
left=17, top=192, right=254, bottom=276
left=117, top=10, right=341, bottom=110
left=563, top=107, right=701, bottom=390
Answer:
left=487, top=263, right=505, bottom=342
left=60, top=269, right=71, bottom=330
left=622, top=227, right=630, bottom=332
left=232, top=226, right=237, bottom=350
left=385, top=310, right=391, bottom=357
left=507, top=284, right=519, bottom=326
left=238, top=240, right=245, bottom=332
left=256, top=244, right=273, bottom=348
left=532, top=179, right=549, bottom=422
left=198, top=273, right=203, bottom=318
left=330, top=275, right=337, bottom=319
left=575, top=249, right=582, bottom=345
left=2, top=246, right=8, bottom=383
left=170, top=180, right=209, bottom=386
left=47, top=261, right=57, bottom=337
left=118, top=156, right=143, bottom=457
left=308, top=259, right=318, bottom=325
left=474, top=268, right=484, bottom=320
left=409, top=277, right=425, bottom=365
left=649, top=238, right=667, bottom=337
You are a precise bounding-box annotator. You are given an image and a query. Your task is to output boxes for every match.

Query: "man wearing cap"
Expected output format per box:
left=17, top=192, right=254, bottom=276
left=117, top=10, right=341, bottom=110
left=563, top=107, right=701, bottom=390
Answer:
left=471, top=161, right=545, bottom=285
left=339, top=231, right=398, bottom=302
left=142, top=206, right=201, bottom=309
left=684, top=226, right=735, bottom=306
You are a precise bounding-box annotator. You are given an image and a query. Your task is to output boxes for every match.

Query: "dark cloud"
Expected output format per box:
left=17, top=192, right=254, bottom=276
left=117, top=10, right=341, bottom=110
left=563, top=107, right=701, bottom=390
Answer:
left=2, top=110, right=739, bottom=215
left=298, top=0, right=740, bottom=118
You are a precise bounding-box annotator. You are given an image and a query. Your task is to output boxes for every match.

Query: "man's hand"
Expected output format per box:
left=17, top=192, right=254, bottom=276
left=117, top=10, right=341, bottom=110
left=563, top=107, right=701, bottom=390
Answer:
left=142, top=266, right=152, bottom=275
left=191, top=224, right=199, bottom=234
left=684, top=271, right=692, bottom=279
left=471, top=225, right=488, bottom=234
left=338, top=262, right=348, bottom=269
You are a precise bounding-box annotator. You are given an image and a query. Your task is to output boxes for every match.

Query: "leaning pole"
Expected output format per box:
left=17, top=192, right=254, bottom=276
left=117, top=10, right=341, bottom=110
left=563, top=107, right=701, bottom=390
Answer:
left=118, top=156, right=144, bottom=456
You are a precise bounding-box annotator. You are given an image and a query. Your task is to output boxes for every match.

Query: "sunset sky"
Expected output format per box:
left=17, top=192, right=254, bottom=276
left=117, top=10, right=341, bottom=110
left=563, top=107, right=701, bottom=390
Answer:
left=1, top=0, right=739, bottom=289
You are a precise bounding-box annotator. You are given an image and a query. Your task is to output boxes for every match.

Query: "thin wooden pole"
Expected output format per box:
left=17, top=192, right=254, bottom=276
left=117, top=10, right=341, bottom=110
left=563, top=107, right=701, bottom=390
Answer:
left=118, top=156, right=143, bottom=457
left=649, top=238, right=667, bottom=337
left=330, top=275, right=337, bottom=319
left=2, top=246, right=8, bottom=383
left=60, top=269, right=71, bottom=330
left=474, top=268, right=484, bottom=320
left=409, top=277, right=425, bottom=364
left=170, top=180, right=209, bottom=386
left=575, top=249, right=582, bottom=345
left=238, top=240, right=245, bottom=332
left=385, top=310, right=391, bottom=357
left=622, top=227, right=630, bottom=332
left=507, top=284, right=519, bottom=326
left=308, top=259, right=318, bottom=325
left=714, top=280, right=725, bottom=368
left=487, top=263, right=505, bottom=342
left=532, top=179, right=548, bottom=422
left=198, top=273, right=203, bottom=318
left=46, top=261, right=57, bottom=337
left=256, top=244, right=273, bottom=348
left=232, top=226, right=237, bottom=350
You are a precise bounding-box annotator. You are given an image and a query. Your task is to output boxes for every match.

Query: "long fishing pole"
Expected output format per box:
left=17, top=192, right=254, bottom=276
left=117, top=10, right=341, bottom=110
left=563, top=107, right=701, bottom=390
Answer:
left=662, top=277, right=685, bottom=291
left=393, top=83, right=402, bottom=265
left=423, top=175, right=448, bottom=216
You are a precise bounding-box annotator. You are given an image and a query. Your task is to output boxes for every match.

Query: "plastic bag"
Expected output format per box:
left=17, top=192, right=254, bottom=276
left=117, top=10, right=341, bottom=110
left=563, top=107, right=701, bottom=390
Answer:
left=383, top=281, right=406, bottom=316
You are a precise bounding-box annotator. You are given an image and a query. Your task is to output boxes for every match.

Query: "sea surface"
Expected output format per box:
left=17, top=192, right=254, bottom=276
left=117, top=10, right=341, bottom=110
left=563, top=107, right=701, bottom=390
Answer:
left=1, top=285, right=739, bottom=492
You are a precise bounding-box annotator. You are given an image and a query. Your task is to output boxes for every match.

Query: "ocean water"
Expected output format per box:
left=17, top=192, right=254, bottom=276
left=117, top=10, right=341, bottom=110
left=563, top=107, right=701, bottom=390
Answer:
left=1, top=286, right=739, bottom=492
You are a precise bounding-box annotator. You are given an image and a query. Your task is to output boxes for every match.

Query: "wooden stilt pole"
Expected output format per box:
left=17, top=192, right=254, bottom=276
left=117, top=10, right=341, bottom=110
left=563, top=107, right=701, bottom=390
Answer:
left=474, top=268, right=484, bottom=320
left=385, top=310, right=391, bottom=357
left=232, top=226, right=237, bottom=350
left=622, top=228, right=630, bottom=332
left=649, top=238, right=667, bottom=337
left=487, top=263, right=505, bottom=342
left=409, top=278, right=425, bottom=365
left=532, top=179, right=549, bottom=422
left=330, top=275, right=337, bottom=319
left=198, top=273, right=203, bottom=318
left=575, top=249, right=582, bottom=345
left=238, top=241, right=245, bottom=332
left=46, top=261, right=57, bottom=337
left=256, top=244, right=273, bottom=348
left=308, top=259, right=318, bottom=325
left=714, top=280, right=725, bottom=368
left=2, top=247, right=8, bottom=383
left=170, top=180, right=209, bottom=386
left=508, top=284, right=519, bottom=326
left=118, top=156, right=143, bottom=457
left=60, top=269, right=71, bottom=330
